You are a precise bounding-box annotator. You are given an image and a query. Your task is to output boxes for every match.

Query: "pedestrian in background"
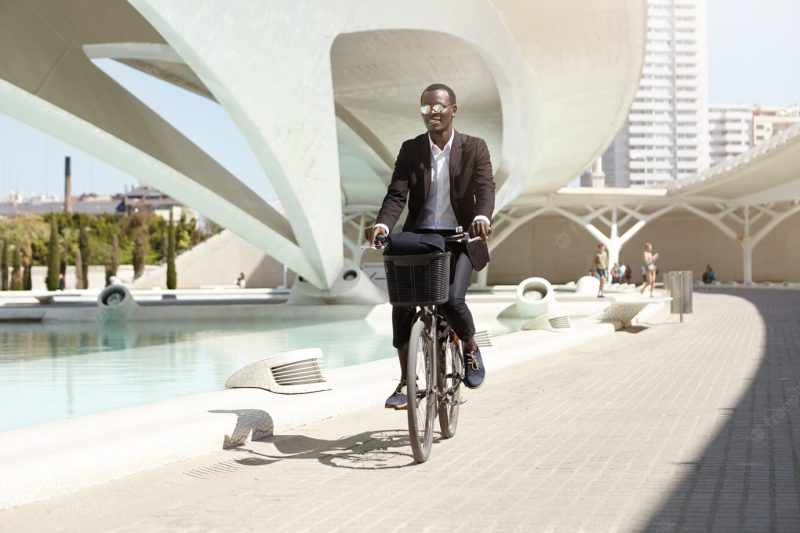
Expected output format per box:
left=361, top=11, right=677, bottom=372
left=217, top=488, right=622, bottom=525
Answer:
left=624, top=264, right=633, bottom=284
left=640, top=243, right=659, bottom=296
left=593, top=243, right=609, bottom=298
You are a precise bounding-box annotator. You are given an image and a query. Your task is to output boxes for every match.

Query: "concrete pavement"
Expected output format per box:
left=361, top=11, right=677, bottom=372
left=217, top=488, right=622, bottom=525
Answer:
left=2, top=290, right=799, bottom=531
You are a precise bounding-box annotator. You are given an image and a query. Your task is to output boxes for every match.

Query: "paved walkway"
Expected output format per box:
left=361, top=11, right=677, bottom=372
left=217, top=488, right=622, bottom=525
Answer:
left=3, top=290, right=800, bottom=532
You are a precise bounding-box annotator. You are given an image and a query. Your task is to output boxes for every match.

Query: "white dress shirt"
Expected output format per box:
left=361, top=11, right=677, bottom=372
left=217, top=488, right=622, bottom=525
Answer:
left=418, top=132, right=459, bottom=230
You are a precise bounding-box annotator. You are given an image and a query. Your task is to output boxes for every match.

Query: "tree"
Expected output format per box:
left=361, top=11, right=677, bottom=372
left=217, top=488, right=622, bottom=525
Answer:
left=10, top=243, right=23, bottom=291
left=105, top=234, right=119, bottom=286
left=78, top=226, right=90, bottom=289
left=166, top=210, right=177, bottom=290
left=133, top=226, right=148, bottom=280
left=74, top=246, right=84, bottom=290
left=22, top=241, right=32, bottom=290
left=0, top=238, right=7, bottom=291
left=46, top=216, right=60, bottom=291
left=60, top=228, right=70, bottom=283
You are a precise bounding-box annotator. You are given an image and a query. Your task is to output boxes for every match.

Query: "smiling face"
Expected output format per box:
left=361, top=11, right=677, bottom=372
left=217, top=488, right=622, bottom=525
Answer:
left=421, top=89, right=456, bottom=136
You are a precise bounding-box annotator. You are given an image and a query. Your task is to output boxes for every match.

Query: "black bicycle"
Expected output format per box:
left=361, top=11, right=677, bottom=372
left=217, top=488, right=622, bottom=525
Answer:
left=378, top=231, right=477, bottom=463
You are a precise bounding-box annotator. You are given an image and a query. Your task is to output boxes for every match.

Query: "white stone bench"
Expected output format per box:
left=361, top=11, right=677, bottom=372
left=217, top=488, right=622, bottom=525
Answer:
left=600, top=295, right=671, bottom=327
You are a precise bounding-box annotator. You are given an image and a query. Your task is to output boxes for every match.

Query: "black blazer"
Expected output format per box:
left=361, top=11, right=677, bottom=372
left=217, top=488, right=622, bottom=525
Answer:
left=376, top=130, right=495, bottom=270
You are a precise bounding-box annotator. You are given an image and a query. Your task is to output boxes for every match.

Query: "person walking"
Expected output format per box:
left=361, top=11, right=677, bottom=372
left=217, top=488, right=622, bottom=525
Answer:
left=366, top=83, right=495, bottom=409
left=593, top=244, right=609, bottom=298
left=640, top=242, right=659, bottom=296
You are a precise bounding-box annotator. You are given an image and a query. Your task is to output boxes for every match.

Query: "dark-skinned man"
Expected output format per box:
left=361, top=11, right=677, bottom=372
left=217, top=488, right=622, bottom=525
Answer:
left=366, top=83, right=495, bottom=409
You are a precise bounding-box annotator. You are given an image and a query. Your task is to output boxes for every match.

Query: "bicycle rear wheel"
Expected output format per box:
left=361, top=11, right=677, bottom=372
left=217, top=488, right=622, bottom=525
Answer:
left=407, top=317, right=437, bottom=463
left=438, top=334, right=463, bottom=438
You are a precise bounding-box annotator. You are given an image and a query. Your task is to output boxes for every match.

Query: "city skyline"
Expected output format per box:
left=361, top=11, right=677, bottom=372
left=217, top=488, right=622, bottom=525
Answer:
left=1, top=0, right=798, bottom=199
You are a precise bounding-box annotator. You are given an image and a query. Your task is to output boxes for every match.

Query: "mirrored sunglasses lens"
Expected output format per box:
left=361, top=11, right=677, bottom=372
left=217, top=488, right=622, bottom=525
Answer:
left=432, top=104, right=446, bottom=113
left=420, top=105, right=432, bottom=114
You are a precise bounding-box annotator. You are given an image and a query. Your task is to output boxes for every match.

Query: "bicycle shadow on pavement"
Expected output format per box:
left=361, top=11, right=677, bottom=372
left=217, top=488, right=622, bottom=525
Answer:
left=237, top=429, right=445, bottom=470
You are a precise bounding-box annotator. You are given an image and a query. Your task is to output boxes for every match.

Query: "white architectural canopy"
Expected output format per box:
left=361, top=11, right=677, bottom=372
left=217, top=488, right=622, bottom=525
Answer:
left=488, top=123, right=800, bottom=285
left=0, top=0, right=648, bottom=293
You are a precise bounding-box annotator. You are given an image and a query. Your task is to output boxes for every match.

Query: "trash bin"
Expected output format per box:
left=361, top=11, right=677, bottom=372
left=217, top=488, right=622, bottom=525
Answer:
left=664, top=271, right=693, bottom=319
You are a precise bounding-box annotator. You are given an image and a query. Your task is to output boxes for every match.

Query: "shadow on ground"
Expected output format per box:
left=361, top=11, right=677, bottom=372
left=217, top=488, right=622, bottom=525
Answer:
left=240, top=429, right=434, bottom=470
left=646, top=288, right=800, bottom=532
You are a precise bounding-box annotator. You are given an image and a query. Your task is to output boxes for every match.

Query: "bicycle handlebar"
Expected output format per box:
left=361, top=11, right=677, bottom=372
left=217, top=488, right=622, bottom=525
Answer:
left=363, top=229, right=490, bottom=251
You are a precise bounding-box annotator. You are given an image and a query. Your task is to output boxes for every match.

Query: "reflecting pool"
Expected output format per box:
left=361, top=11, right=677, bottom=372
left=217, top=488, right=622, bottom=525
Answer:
left=0, top=319, right=394, bottom=432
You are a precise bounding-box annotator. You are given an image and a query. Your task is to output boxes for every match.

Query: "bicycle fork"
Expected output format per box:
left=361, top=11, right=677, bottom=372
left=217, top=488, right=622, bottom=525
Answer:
left=437, top=325, right=464, bottom=406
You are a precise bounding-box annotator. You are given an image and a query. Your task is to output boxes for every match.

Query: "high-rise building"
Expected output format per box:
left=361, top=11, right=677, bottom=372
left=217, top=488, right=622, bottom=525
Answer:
left=707, top=104, right=799, bottom=167
left=709, top=105, right=752, bottom=166
left=590, top=0, right=710, bottom=187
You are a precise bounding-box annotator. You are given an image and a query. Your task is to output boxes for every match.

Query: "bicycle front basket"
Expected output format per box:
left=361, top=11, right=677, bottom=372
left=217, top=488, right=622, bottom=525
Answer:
left=383, top=251, right=450, bottom=307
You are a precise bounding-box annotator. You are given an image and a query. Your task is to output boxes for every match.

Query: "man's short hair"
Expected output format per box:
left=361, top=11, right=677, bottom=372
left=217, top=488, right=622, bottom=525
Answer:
left=421, top=83, right=456, bottom=104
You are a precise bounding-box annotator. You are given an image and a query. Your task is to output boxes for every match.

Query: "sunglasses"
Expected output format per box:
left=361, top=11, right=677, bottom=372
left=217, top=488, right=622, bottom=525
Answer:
left=420, top=103, right=452, bottom=115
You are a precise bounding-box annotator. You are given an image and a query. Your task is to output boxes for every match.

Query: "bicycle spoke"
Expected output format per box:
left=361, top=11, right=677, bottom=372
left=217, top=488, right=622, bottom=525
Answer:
left=438, top=333, right=462, bottom=439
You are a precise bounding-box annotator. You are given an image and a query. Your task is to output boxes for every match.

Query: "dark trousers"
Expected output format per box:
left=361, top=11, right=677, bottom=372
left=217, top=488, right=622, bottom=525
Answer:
left=391, top=237, right=476, bottom=349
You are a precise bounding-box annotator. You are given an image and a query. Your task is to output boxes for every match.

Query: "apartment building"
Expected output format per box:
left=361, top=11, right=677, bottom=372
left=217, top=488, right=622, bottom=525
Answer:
left=708, top=105, right=752, bottom=166
left=752, top=106, right=800, bottom=145
left=588, top=0, right=711, bottom=187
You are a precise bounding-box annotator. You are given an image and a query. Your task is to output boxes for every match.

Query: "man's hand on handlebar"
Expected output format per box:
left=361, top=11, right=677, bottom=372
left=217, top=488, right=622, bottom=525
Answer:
left=469, top=219, right=490, bottom=241
left=365, top=225, right=388, bottom=247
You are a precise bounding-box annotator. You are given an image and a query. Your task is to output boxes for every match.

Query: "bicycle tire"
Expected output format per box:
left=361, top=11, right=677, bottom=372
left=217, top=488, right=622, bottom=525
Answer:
left=407, top=317, right=437, bottom=463
left=438, top=334, right=463, bottom=439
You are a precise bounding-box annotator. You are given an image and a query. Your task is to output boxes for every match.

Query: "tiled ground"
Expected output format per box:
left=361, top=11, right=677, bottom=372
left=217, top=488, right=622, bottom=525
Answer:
left=2, top=290, right=799, bottom=532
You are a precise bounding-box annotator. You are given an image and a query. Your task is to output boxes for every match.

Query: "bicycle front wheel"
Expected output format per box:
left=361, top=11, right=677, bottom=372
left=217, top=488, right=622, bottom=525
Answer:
left=438, top=335, right=463, bottom=439
left=407, top=317, right=437, bottom=463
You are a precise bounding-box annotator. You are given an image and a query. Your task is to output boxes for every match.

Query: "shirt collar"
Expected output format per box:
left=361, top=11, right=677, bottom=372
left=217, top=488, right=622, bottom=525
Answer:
left=428, top=130, right=454, bottom=155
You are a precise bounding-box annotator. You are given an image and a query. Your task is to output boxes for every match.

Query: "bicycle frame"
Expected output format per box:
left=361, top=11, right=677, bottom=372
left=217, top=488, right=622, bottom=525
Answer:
left=411, top=304, right=462, bottom=405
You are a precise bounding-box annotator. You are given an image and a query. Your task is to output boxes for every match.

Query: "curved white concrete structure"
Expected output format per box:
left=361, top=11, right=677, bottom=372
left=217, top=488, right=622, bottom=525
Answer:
left=515, top=277, right=556, bottom=318
left=0, top=0, right=647, bottom=293
left=483, top=123, right=800, bottom=286
left=97, top=284, right=137, bottom=320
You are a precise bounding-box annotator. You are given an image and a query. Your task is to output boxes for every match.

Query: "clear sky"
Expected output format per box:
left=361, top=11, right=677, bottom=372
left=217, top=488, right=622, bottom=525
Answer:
left=1, top=0, right=798, bottom=199
left=708, top=0, right=800, bottom=106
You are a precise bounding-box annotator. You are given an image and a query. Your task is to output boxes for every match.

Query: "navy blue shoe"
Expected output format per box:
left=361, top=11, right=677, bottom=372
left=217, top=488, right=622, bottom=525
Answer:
left=464, top=348, right=485, bottom=389
left=384, top=381, right=408, bottom=410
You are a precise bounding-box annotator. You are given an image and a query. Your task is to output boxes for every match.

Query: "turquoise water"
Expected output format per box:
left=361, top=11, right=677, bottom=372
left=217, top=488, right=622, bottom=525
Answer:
left=0, top=319, right=394, bottom=432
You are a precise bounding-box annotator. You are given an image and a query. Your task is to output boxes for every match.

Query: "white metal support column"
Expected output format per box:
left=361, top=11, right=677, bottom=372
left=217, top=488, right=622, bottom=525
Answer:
left=742, top=205, right=752, bottom=284
left=550, top=204, right=678, bottom=268
left=474, top=208, right=548, bottom=288
left=740, top=202, right=800, bottom=283
left=479, top=202, right=679, bottom=287
left=342, top=208, right=378, bottom=267
left=681, top=200, right=800, bottom=283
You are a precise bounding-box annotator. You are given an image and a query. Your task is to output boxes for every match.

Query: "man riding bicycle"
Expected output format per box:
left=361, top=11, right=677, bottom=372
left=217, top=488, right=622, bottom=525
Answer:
left=365, top=83, right=496, bottom=409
